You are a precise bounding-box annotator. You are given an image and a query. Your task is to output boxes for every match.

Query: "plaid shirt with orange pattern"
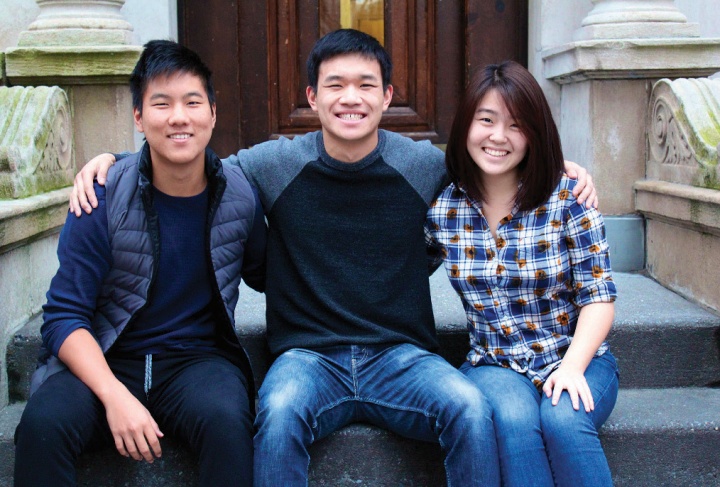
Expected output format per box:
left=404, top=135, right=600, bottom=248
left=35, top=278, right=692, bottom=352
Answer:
left=426, top=175, right=617, bottom=387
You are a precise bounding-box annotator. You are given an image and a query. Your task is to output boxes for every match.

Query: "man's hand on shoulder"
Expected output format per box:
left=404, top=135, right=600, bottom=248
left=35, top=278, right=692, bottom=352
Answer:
left=70, top=153, right=116, bottom=217
left=563, top=160, right=598, bottom=209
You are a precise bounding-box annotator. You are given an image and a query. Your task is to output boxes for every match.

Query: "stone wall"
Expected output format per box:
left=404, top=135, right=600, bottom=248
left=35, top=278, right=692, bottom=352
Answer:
left=636, top=76, right=720, bottom=311
left=0, top=85, right=73, bottom=407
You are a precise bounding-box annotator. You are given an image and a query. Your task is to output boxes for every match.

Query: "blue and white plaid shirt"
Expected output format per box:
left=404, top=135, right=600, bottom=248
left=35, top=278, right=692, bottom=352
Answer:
left=426, top=176, right=616, bottom=387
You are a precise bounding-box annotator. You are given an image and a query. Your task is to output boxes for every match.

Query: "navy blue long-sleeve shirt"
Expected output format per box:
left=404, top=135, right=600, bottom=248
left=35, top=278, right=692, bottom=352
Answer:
left=41, top=183, right=267, bottom=358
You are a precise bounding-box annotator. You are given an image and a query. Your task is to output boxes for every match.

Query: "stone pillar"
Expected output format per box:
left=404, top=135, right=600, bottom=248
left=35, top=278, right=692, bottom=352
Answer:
left=5, top=0, right=142, bottom=169
left=575, top=0, right=699, bottom=40
left=540, top=0, right=720, bottom=271
left=17, top=0, right=134, bottom=46
left=0, top=0, right=141, bottom=407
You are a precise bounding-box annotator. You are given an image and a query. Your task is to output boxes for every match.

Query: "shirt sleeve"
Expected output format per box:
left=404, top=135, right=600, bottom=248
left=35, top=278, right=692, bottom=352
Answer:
left=564, top=201, right=617, bottom=307
left=424, top=215, right=445, bottom=275
left=240, top=185, right=267, bottom=293
left=41, top=183, right=112, bottom=357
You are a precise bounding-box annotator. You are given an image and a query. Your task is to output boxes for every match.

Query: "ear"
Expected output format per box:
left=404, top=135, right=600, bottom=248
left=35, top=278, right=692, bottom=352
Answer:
left=133, top=107, right=144, bottom=133
left=306, top=86, right=318, bottom=113
left=211, top=103, right=217, bottom=128
left=382, top=84, right=393, bottom=112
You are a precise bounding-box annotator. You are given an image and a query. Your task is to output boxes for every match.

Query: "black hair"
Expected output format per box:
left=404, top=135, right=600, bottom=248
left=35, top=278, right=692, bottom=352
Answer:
left=130, top=40, right=215, bottom=114
left=307, top=29, right=392, bottom=91
left=445, top=61, right=564, bottom=211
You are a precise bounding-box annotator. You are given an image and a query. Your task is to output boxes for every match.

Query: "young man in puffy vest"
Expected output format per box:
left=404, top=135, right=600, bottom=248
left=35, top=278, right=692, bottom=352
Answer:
left=14, top=40, right=266, bottom=487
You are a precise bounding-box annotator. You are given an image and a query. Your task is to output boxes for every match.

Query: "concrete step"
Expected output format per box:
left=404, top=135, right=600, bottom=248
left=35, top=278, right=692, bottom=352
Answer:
left=2, top=387, right=719, bottom=486
left=7, top=273, right=719, bottom=403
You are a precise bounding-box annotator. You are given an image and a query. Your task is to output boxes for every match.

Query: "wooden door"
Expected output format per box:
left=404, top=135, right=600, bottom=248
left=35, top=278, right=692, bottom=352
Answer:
left=178, top=0, right=527, bottom=156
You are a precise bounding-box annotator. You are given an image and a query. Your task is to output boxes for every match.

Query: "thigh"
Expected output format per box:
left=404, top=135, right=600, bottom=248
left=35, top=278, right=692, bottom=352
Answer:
left=540, top=352, right=620, bottom=432
left=460, top=363, right=542, bottom=431
left=16, top=369, right=112, bottom=452
left=257, top=348, right=356, bottom=441
left=580, top=351, right=620, bottom=428
left=356, top=344, right=490, bottom=441
left=149, top=354, right=253, bottom=440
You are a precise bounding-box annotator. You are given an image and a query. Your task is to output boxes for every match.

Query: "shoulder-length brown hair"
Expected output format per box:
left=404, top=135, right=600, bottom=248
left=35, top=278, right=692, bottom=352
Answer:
left=445, top=60, right=564, bottom=211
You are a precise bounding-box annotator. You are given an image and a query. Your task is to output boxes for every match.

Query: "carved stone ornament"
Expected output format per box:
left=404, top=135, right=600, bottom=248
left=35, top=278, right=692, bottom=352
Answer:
left=647, top=78, right=720, bottom=189
left=0, top=86, right=74, bottom=199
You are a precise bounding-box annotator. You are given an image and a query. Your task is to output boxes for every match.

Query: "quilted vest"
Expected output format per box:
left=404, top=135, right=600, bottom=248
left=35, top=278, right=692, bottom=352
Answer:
left=30, top=144, right=257, bottom=396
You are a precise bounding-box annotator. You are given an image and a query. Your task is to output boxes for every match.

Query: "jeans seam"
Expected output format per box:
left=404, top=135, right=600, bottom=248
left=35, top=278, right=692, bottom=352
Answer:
left=355, top=397, right=436, bottom=419
left=590, top=355, right=618, bottom=404
left=312, top=397, right=355, bottom=430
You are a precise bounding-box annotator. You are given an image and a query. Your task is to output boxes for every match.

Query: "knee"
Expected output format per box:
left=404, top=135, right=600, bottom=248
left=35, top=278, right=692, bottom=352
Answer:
left=202, top=397, right=253, bottom=435
left=256, top=379, right=308, bottom=430
left=493, top=399, right=540, bottom=432
left=540, top=398, right=594, bottom=444
left=443, top=378, right=494, bottom=427
left=16, top=402, right=64, bottom=444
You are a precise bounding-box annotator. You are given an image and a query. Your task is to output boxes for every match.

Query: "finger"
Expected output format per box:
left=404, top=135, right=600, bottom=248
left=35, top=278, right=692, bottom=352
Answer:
left=147, top=422, right=164, bottom=459
left=551, top=383, right=564, bottom=406
left=569, top=387, right=580, bottom=411
left=542, top=379, right=554, bottom=398
left=97, top=160, right=111, bottom=185
left=135, top=433, right=156, bottom=463
left=582, top=383, right=595, bottom=412
left=113, top=433, right=130, bottom=458
left=123, top=435, right=143, bottom=461
left=69, top=187, right=80, bottom=217
left=588, top=188, right=598, bottom=209
left=82, top=170, right=98, bottom=210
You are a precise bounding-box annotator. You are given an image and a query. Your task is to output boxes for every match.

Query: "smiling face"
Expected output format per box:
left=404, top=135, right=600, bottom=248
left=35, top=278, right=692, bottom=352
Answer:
left=133, top=71, right=216, bottom=174
left=306, top=53, right=393, bottom=162
left=466, top=89, right=528, bottom=183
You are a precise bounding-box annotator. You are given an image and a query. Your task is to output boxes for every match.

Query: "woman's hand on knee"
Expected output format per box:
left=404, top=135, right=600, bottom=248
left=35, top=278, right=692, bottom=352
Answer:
left=542, top=367, right=594, bottom=413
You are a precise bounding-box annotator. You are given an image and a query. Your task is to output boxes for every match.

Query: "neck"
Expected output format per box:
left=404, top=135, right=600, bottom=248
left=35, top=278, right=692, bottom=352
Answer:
left=479, top=171, right=519, bottom=206
left=151, top=161, right=207, bottom=197
left=323, top=129, right=379, bottom=163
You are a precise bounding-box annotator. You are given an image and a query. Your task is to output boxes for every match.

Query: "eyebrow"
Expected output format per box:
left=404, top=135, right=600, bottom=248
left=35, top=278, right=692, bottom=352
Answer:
left=148, top=91, right=205, bottom=101
left=475, top=108, right=498, bottom=115
left=322, top=73, right=379, bottom=83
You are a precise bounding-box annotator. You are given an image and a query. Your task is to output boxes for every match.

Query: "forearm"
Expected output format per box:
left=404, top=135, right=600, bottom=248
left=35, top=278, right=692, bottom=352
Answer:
left=560, top=302, right=614, bottom=373
left=57, top=328, right=126, bottom=403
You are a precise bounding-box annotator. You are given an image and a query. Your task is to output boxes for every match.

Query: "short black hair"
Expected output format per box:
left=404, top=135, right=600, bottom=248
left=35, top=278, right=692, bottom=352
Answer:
left=446, top=61, right=564, bottom=211
left=307, top=29, right=392, bottom=91
left=130, top=40, right=215, bottom=114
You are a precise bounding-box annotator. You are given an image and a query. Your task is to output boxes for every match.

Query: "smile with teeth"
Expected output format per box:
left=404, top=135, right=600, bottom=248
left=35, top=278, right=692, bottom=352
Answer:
left=338, top=113, right=364, bottom=121
left=169, top=134, right=191, bottom=139
left=484, top=148, right=509, bottom=157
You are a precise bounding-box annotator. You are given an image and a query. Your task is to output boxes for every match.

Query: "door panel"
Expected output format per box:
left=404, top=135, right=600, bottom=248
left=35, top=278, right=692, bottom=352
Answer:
left=179, top=0, right=527, bottom=151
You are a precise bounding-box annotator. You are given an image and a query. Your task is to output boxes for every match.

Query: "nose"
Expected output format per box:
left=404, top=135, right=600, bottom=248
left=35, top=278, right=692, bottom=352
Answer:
left=489, top=125, right=508, bottom=142
left=168, top=103, right=190, bottom=125
left=339, top=85, right=361, bottom=105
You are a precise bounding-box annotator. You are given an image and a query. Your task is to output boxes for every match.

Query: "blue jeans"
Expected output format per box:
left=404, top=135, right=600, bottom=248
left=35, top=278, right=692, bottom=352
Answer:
left=254, top=343, right=500, bottom=486
left=460, top=351, right=619, bottom=487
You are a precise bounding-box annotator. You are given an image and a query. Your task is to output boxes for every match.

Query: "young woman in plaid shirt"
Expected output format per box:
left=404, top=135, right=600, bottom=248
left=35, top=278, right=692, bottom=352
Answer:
left=426, top=61, right=618, bottom=487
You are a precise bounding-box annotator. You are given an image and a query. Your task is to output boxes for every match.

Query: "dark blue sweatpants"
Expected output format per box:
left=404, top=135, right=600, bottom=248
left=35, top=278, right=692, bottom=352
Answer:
left=14, top=352, right=253, bottom=487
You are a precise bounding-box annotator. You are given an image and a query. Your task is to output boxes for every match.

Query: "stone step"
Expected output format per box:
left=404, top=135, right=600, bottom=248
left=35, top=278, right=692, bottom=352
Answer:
left=7, top=273, right=720, bottom=402
left=1, top=387, right=719, bottom=486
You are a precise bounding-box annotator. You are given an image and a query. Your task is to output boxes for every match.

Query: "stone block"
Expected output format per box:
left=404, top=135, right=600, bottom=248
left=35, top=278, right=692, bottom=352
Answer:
left=0, top=86, right=73, bottom=199
left=647, top=77, right=720, bottom=189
